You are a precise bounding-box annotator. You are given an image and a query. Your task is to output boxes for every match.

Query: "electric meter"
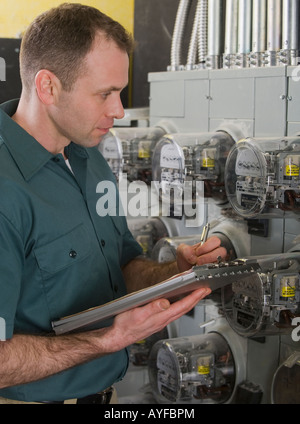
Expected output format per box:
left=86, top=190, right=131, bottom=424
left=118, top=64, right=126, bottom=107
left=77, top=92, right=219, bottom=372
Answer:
left=99, top=127, right=166, bottom=183
left=225, top=137, right=300, bottom=218
left=98, top=129, right=124, bottom=181
left=148, top=333, right=235, bottom=404
left=152, top=135, right=186, bottom=207
left=152, top=131, right=234, bottom=205
left=128, top=217, right=169, bottom=258
left=222, top=253, right=300, bottom=337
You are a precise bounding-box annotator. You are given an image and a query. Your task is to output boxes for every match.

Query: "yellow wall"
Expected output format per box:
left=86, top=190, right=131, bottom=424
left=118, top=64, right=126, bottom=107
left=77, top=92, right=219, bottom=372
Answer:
left=0, top=0, right=134, bottom=38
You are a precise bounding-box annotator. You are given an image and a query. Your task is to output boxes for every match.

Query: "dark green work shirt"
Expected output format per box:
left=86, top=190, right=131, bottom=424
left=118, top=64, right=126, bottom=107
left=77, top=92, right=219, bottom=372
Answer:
left=0, top=100, right=142, bottom=402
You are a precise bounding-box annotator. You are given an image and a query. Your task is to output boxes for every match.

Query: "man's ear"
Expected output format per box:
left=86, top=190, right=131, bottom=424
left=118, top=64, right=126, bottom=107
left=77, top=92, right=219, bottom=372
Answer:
left=35, top=70, right=61, bottom=105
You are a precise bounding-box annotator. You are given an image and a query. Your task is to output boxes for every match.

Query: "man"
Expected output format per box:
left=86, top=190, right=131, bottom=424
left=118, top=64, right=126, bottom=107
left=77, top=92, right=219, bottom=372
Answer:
left=0, top=3, right=226, bottom=403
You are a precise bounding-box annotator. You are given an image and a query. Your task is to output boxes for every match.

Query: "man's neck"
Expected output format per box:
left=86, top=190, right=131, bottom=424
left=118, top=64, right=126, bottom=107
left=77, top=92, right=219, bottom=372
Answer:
left=12, top=95, right=70, bottom=158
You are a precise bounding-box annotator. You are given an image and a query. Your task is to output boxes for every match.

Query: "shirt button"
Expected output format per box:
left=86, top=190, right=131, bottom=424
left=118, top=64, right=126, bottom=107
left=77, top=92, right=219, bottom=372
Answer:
left=69, top=250, right=77, bottom=259
left=101, top=239, right=105, bottom=247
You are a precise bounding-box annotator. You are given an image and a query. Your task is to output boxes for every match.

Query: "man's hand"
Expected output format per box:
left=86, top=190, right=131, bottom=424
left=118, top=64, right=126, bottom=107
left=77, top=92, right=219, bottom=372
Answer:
left=103, top=287, right=211, bottom=352
left=176, top=236, right=227, bottom=272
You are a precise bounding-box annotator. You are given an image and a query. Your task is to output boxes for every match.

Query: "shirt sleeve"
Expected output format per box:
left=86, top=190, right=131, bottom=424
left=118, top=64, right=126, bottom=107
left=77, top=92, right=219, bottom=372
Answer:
left=0, top=211, right=24, bottom=339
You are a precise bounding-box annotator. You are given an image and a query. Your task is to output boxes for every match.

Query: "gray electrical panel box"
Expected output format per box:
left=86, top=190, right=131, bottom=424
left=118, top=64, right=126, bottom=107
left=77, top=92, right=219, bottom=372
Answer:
left=149, top=66, right=293, bottom=138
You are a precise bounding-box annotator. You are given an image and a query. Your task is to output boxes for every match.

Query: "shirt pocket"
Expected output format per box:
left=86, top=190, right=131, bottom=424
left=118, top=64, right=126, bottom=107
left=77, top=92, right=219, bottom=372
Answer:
left=34, top=223, right=91, bottom=280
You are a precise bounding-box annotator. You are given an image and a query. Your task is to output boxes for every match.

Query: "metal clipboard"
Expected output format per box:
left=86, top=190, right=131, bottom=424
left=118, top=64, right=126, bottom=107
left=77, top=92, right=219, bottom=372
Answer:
left=52, top=260, right=259, bottom=335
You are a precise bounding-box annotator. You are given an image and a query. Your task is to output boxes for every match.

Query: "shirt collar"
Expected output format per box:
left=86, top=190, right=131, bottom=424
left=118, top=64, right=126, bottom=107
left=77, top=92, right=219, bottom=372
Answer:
left=0, top=99, right=89, bottom=181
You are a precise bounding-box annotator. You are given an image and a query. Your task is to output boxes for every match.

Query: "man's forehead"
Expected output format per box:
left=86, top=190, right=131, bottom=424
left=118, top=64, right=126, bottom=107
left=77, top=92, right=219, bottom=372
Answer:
left=91, top=32, right=124, bottom=54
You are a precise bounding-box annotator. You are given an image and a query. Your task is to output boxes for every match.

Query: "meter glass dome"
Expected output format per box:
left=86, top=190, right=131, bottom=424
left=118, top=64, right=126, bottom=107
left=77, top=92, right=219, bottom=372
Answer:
left=225, top=139, right=268, bottom=218
left=98, top=130, right=123, bottom=181
left=99, top=127, right=166, bottom=183
left=153, top=131, right=235, bottom=207
left=152, top=136, right=186, bottom=205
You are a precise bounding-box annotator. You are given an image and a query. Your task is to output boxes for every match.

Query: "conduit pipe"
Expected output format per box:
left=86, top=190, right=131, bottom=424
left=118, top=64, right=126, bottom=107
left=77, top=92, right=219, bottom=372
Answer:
left=235, top=0, right=252, bottom=68
left=170, top=0, right=299, bottom=71
left=186, top=0, right=208, bottom=69
left=197, top=0, right=208, bottom=67
left=206, top=0, right=223, bottom=69
left=223, top=0, right=238, bottom=68
left=250, top=0, right=267, bottom=67
left=169, top=0, right=192, bottom=71
left=186, top=0, right=202, bottom=69
left=279, top=0, right=299, bottom=65
left=264, top=0, right=281, bottom=66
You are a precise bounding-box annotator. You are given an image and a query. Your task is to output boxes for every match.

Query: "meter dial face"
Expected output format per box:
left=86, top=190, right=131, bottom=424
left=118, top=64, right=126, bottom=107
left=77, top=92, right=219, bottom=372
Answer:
left=99, top=133, right=122, bottom=159
left=156, top=344, right=181, bottom=402
left=98, top=132, right=123, bottom=180
left=152, top=137, right=185, bottom=205
left=225, top=140, right=268, bottom=218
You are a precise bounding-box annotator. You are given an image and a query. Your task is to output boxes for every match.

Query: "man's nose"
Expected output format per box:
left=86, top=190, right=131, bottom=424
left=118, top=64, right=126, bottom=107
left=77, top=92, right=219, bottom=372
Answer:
left=106, top=93, right=125, bottom=120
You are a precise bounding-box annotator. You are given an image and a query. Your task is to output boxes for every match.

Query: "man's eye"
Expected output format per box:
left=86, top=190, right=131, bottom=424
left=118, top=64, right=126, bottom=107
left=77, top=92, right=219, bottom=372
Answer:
left=101, top=92, right=111, bottom=99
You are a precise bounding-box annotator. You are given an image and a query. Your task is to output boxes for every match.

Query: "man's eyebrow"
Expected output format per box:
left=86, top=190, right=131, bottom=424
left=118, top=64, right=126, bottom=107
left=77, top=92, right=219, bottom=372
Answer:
left=97, top=86, right=125, bottom=93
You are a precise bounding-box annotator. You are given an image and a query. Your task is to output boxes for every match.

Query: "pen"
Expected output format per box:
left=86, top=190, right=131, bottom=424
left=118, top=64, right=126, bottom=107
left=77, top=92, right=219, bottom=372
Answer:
left=200, top=223, right=210, bottom=246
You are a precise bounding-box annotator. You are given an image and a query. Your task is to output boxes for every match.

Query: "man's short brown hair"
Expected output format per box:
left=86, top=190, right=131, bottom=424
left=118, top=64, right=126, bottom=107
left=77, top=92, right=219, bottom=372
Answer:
left=20, top=3, right=134, bottom=93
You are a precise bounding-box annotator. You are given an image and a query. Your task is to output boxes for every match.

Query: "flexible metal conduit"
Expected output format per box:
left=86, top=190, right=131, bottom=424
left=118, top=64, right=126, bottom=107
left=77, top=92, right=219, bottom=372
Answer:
left=197, top=0, right=208, bottom=66
left=169, top=0, right=192, bottom=71
left=186, top=0, right=208, bottom=69
left=186, top=0, right=202, bottom=69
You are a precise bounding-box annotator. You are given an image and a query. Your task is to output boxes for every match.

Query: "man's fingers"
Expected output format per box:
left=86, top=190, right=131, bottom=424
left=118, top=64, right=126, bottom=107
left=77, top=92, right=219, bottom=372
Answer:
left=152, top=287, right=211, bottom=321
left=193, top=235, right=221, bottom=255
left=194, top=246, right=227, bottom=266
